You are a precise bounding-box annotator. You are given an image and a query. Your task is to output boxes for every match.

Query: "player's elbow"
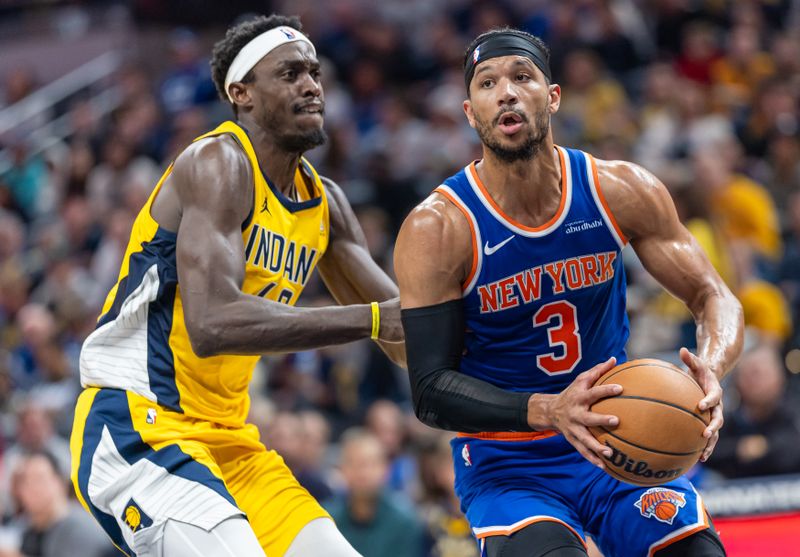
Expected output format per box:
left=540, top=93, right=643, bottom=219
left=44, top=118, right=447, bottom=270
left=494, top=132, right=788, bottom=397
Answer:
left=186, top=313, right=226, bottom=358
left=411, top=395, right=451, bottom=431
left=411, top=395, right=432, bottom=427
left=187, top=328, right=219, bottom=358
left=410, top=377, right=442, bottom=429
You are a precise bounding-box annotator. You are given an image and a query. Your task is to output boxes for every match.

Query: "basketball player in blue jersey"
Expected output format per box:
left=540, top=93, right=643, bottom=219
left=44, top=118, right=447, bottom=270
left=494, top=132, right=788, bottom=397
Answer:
left=395, top=28, right=743, bottom=557
left=70, top=14, right=403, bottom=557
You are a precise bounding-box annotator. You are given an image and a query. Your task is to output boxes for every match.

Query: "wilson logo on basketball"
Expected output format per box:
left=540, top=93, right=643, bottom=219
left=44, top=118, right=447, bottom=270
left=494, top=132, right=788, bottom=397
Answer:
left=634, top=488, right=686, bottom=525
left=604, top=442, right=683, bottom=480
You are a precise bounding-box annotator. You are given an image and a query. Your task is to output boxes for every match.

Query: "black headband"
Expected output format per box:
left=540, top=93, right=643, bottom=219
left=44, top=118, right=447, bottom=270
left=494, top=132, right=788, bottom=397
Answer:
left=464, top=33, right=551, bottom=89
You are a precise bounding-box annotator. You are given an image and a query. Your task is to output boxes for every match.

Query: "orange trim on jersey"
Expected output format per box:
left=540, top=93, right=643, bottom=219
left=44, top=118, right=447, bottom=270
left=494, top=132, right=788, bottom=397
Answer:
left=588, top=155, right=628, bottom=245
left=647, top=507, right=710, bottom=556
left=457, top=430, right=558, bottom=442
left=475, top=516, right=587, bottom=548
left=468, top=147, right=568, bottom=232
left=435, top=187, right=478, bottom=291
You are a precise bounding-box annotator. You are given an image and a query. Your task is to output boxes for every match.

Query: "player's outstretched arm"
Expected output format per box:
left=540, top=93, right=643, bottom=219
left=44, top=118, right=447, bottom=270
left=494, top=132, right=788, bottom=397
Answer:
left=598, top=159, right=744, bottom=460
left=170, top=136, right=402, bottom=357
left=316, top=176, right=405, bottom=367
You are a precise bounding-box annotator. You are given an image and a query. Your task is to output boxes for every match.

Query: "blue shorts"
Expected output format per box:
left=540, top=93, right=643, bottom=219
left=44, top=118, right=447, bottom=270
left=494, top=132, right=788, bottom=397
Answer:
left=452, top=434, right=710, bottom=557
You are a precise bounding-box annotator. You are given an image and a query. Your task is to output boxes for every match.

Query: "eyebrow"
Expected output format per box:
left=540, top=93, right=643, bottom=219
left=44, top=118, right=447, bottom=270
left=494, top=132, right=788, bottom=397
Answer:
left=474, top=63, right=496, bottom=77
left=276, top=59, right=320, bottom=71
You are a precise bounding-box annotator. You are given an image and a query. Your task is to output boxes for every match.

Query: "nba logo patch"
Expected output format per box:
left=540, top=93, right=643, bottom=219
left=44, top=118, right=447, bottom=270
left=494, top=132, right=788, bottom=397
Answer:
left=462, top=443, right=472, bottom=467
left=280, top=27, right=296, bottom=39
left=634, top=488, right=686, bottom=525
left=121, top=498, right=153, bottom=533
left=146, top=408, right=157, bottom=425
left=473, top=47, right=481, bottom=64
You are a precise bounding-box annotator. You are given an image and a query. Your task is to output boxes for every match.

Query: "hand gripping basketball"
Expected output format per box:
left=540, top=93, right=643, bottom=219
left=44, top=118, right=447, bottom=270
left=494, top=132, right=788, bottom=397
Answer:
left=679, top=347, right=724, bottom=462
left=547, top=357, right=623, bottom=469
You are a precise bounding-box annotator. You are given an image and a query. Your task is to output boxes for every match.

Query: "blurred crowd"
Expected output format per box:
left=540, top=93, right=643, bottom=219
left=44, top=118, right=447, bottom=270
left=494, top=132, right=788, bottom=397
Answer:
left=1, top=0, right=800, bottom=555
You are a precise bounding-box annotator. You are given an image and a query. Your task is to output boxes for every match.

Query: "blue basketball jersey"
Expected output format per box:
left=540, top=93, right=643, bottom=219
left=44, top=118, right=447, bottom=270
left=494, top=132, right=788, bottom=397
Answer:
left=438, top=149, right=713, bottom=556
left=436, top=146, right=630, bottom=396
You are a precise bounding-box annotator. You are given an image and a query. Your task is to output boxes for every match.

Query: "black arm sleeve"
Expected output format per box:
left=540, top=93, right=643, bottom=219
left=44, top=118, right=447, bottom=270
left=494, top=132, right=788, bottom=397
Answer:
left=401, top=299, right=534, bottom=433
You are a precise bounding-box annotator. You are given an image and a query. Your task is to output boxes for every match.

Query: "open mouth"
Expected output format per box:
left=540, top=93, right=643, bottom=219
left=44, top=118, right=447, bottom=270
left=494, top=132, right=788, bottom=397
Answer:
left=497, top=111, right=524, bottom=135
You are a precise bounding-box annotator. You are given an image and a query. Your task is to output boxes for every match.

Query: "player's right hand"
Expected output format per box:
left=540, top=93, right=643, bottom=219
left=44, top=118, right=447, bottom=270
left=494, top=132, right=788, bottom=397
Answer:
left=378, top=298, right=404, bottom=343
left=547, top=357, right=622, bottom=469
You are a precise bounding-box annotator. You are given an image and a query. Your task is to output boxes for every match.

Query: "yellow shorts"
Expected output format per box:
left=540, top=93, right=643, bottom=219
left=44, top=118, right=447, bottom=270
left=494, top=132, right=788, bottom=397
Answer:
left=70, top=388, right=328, bottom=556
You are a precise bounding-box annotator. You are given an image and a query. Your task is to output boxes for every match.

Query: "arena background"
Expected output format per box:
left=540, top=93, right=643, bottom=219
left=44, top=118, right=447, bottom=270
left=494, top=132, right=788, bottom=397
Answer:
left=0, top=1, right=799, bottom=556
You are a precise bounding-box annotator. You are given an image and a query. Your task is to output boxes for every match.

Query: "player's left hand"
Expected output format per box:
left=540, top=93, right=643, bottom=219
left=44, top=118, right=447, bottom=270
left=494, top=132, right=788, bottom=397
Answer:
left=680, top=347, right=723, bottom=462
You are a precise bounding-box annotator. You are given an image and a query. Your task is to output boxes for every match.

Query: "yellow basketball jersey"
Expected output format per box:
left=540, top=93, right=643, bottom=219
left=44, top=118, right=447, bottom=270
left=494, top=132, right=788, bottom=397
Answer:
left=80, top=121, right=330, bottom=426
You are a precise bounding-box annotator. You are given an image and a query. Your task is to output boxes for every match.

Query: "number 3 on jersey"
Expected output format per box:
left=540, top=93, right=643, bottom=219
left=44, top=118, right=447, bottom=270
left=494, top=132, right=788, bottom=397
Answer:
left=533, top=301, right=582, bottom=375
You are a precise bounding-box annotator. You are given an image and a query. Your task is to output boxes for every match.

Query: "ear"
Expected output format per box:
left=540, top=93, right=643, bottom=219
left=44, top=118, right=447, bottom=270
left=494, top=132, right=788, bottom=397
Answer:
left=547, top=84, right=561, bottom=114
left=228, top=82, right=253, bottom=111
left=463, top=99, right=476, bottom=129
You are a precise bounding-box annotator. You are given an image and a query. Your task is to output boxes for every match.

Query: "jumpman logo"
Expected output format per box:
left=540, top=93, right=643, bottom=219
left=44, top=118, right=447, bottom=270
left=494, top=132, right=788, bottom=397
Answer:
left=261, top=198, right=270, bottom=214
left=484, top=235, right=514, bottom=255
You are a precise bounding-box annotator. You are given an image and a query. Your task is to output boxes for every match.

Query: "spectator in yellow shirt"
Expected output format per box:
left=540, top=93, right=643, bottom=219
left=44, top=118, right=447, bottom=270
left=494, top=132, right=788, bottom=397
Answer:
left=693, top=145, right=782, bottom=259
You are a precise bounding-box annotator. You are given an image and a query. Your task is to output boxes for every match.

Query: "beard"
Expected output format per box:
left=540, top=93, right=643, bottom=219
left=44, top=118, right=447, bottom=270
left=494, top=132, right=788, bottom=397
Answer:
left=474, top=105, right=549, bottom=163
left=261, top=101, right=328, bottom=154
left=275, top=128, right=327, bottom=153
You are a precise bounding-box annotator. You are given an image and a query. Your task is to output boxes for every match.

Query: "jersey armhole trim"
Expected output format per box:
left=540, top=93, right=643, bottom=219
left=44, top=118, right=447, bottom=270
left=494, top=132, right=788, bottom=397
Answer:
left=145, top=162, right=176, bottom=232
left=586, top=153, right=628, bottom=248
left=223, top=132, right=257, bottom=230
left=434, top=185, right=482, bottom=296
left=190, top=131, right=256, bottom=231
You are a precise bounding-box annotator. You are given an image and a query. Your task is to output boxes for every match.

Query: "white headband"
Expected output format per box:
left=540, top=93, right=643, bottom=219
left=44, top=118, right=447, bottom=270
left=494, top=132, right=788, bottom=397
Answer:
left=224, top=26, right=316, bottom=102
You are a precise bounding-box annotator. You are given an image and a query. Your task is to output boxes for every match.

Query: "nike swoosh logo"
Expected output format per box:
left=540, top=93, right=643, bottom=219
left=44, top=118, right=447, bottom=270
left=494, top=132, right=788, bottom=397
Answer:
left=484, top=235, right=514, bottom=255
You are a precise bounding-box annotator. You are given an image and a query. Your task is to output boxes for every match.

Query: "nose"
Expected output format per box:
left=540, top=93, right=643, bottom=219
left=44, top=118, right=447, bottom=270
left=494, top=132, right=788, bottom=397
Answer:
left=497, top=77, right=518, bottom=106
left=299, top=72, right=322, bottom=98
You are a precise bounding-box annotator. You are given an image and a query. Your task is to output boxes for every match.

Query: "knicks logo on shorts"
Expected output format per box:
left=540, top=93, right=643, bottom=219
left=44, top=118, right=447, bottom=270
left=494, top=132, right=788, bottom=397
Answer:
left=634, top=488, right=686, bottom=525
left=122, top=498, right=153, bottom=533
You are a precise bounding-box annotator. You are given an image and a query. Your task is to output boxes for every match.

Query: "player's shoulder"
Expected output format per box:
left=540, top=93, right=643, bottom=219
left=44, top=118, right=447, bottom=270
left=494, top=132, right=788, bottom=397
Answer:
left=317, top=175, right=351, bottom=232
left=169, top=134, right=252, bottom=211
left=592, top=157, right=677, bottom=238
left=318, top=174, right=345, bottom=203
left=401, top=190, right=467, bottom=240
left=174, top=133, right=249, bottom=172
left=594, top=158, right=663, bottom=201
left=395, top=189, right=473, bottom=284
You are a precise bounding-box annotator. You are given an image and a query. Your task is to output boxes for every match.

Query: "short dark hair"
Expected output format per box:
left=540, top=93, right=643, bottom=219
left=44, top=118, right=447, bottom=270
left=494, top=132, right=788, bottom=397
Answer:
left=210, top=14, right=304, bottom=103
left=463, top=27, right=551, bottom=93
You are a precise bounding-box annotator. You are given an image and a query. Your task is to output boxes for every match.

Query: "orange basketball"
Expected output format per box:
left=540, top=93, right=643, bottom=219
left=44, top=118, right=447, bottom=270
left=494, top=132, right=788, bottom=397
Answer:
left=589, top=358, right=710, bottom=486
left=654, top=501, right=677, bottom=521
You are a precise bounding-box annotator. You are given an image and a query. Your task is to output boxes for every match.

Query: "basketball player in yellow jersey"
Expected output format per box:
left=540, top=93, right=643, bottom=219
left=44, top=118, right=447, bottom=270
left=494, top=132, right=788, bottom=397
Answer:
left=70, top=14, right=403, bottom=557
